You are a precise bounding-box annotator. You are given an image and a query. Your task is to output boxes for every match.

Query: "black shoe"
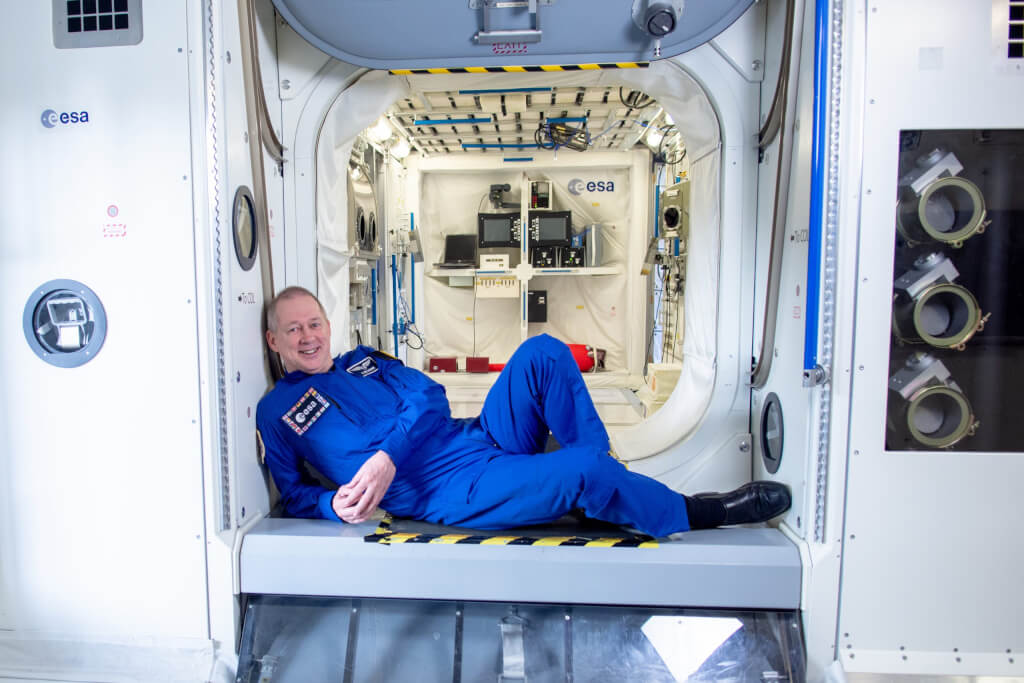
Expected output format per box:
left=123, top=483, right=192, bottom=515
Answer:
left=694, top=481, right=791, bottom=526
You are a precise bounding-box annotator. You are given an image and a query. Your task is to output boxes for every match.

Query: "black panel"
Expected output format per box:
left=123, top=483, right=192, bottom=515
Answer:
left=887, top=130, right=1024, bottom=452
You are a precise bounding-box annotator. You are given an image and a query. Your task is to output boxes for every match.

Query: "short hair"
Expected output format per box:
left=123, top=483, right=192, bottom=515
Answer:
left=266, top=286, right=328, bottom=332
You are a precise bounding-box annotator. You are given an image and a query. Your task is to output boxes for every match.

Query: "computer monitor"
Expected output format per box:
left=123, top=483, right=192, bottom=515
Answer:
left=529, top=210, right=572, bottom=247
left=477, top=212, right=522, bottom=248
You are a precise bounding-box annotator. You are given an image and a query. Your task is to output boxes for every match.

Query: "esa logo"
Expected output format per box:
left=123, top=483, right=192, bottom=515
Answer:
left=568, top=178, right=616, bottom=195
left=40, top=109, right=90, bottom=128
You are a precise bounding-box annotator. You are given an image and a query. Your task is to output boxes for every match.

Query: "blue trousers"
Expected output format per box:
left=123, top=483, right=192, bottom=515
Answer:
left=433, top=335, right=691, bottom=537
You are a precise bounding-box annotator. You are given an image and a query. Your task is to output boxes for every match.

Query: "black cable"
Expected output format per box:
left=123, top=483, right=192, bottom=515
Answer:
left=404, top=323, right=424, bottom=350
left=645, top=264, right=668, bottom=364
left=659, top=128, right=687, bottom=166
left=534, top=123, right=556, bottom=150
left=619, top=87, right=654, bottom=110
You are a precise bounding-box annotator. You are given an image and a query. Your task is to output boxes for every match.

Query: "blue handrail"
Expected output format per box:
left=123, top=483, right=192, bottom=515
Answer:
left=803, top=0, right=829, bottom=374
left=409, top=212, right=416, bottom=324
left=391, top=254, right=399, bottom=354
left=371, top=267, right=377, bottom=325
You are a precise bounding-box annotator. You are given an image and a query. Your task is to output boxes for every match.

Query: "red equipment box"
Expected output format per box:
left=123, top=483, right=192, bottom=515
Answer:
left=428, top=357, right=458, bottom=373
left=466, top=357, right=490, bottom=373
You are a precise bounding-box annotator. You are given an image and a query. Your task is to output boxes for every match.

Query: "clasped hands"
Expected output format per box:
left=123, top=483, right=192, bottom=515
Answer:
left=332, top=450, right=396, bottom=523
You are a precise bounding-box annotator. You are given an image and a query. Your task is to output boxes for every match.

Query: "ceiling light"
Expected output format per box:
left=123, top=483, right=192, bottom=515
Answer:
left=368, top=118, right=393, bottom=143
left=645, top=126, right=664, bottom=149
left=390, top=137, right=411, bottom=160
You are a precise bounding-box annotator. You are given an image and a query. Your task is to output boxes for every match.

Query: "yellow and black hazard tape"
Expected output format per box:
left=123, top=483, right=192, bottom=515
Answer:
left=364, top=514, right=658, bottom=548
left=389, top=63, right=648, bottom=75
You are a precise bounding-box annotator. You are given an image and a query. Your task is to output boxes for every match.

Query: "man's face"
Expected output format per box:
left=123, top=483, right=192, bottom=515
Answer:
left=266, top=295, right=333, bottom=374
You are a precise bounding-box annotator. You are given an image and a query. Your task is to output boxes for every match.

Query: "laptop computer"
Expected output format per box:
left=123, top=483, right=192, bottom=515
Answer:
left=435, top=234, right=477, bottom=268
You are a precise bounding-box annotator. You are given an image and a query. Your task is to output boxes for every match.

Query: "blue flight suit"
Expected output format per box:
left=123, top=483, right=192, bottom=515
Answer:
left=256, top=334, right=691, bottom=536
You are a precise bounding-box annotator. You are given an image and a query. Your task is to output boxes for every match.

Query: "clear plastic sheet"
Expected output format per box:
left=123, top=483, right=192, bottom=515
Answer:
left=237, top=596, right=804, bottom=682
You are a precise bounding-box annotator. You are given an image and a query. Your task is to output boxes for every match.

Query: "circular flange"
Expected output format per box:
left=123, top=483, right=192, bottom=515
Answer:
left=760, top=392, right=784, bottom=474
left=917, top=176, right=986, bottom=246
left=23, top=279, right=107, bottom=368
left=911, top=283, right=982, bottom=348
left=906, top=384, right=973, bottom=449
left=232, top=186, right=258, bottom=271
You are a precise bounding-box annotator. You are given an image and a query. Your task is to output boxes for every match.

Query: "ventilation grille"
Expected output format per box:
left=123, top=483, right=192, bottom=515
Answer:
left=1010, top=1, right=1023, bottom=58
left=53, top=0, right=142, bottom=49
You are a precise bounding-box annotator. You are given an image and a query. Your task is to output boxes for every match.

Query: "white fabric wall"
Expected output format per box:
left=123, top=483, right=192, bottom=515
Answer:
left=316, top=71, right=410, bottom=353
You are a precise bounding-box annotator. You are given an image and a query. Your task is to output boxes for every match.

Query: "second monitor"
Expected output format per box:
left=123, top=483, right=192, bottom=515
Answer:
left=529, top=210, right=572, bottom=247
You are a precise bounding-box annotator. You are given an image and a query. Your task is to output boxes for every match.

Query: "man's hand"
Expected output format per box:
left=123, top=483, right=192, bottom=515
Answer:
left=332, top=450, right=396, bottom=523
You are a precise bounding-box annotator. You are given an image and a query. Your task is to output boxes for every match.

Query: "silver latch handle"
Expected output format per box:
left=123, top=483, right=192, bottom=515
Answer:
left=475, top=0, right=542, bottom=44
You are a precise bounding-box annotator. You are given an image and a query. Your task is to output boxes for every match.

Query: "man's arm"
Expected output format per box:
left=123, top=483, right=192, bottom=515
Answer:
left=328, top=351, right=450, bottom=520
left=333, top=449, right=395, bottom=523
left=257, top=416, right=342, bottom=522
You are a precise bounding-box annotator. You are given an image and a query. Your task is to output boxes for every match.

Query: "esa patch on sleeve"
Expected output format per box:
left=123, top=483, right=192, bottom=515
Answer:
left=346, top=355, right=379, bottom=377
left=282, top=388, right=330, bottom=435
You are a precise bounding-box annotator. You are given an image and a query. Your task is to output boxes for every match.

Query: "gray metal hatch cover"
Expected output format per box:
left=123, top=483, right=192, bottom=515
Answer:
left=270, top=0, right=754, bottom=69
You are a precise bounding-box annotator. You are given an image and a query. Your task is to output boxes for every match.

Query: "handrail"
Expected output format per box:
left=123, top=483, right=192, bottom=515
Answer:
left=758, top=0, right=796, bottom=150
left=238, top=0, right=284, bottom=380
left=243, top=0, right=285, bottom=164
left=803, top=0, right=829, bottom=380
left=751, top=0, right=806, bottom=388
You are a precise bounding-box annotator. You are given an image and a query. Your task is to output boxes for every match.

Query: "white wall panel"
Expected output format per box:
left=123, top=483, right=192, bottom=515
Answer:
left=0, top=1, right=208, bottom=641
left=840, top=0, right=1024, bottom=676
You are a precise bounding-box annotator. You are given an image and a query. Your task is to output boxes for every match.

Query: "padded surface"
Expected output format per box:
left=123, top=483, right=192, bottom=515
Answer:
left=240, top=517, right=802, bottom=610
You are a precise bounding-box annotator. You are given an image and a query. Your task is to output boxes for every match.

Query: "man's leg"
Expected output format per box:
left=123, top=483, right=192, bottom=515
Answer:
left=438, top=446, right=691, bottom=537
left=480, top=334, right=609, bottom=454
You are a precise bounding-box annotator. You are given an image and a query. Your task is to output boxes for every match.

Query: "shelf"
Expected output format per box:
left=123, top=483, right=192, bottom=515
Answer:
left=531, top=266, right=619, bottom=276
left=427, top=265, right=620, bottom=279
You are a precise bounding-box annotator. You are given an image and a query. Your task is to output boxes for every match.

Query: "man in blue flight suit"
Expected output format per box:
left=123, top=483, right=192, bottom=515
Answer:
left=256, top=287, right=791, bottom=537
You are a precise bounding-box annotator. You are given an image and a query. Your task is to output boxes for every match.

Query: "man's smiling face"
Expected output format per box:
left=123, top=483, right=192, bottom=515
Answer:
left=266, top=294, right=333, bottom=375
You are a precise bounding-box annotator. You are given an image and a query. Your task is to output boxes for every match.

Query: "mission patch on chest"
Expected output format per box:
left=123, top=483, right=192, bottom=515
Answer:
left=282, top=388, right=330, bottom=435
left=346, top=355, right=379, bottom=376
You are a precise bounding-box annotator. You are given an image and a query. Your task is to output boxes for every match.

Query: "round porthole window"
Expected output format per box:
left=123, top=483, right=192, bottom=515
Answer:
left=23, top=279, right=107, bottom=368
left=232, top=186, right=258, bottom=271
left=760, top=392, right=784, bottom=474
